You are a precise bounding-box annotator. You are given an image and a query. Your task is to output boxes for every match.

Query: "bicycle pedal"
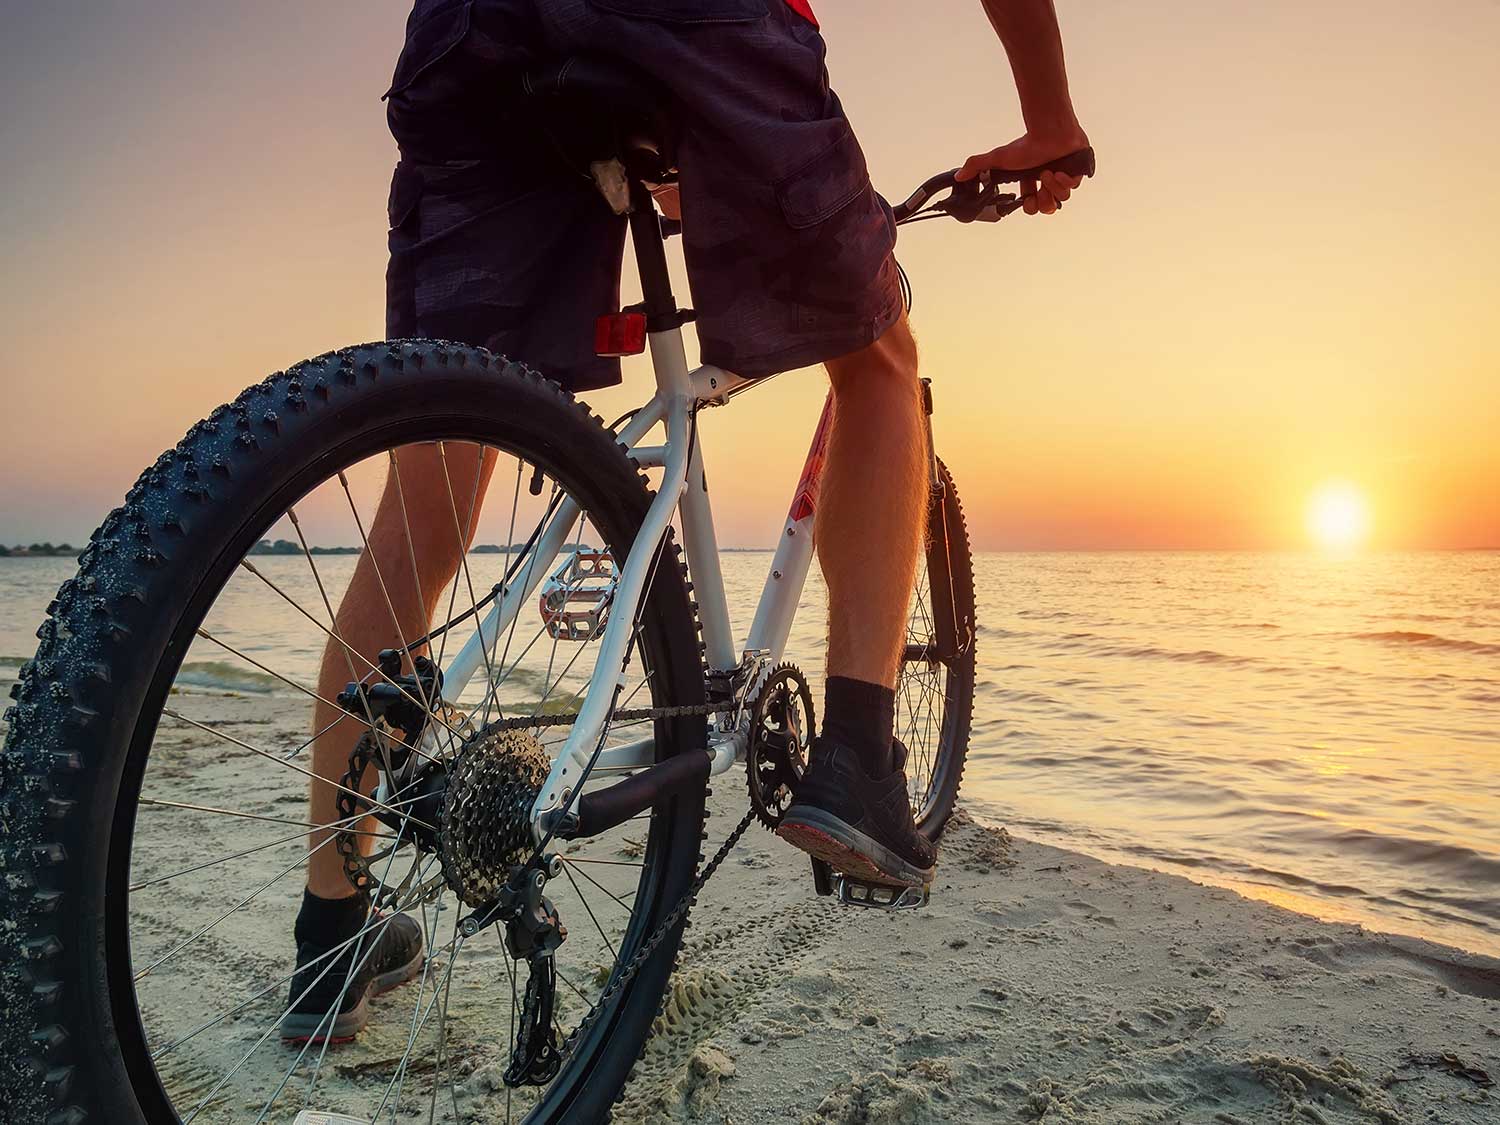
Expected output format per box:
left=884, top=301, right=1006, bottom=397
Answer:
left=294, top=1113, right=366, bottom=1125
left=811, top=856, right=835, bottom=897
left=835, top=876, right=930, bottom=911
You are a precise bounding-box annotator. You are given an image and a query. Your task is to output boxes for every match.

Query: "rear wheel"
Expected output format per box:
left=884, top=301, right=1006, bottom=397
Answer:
left=899, top=459, right=976, bottom=838
left=0, top=342, right=707, bottom=1123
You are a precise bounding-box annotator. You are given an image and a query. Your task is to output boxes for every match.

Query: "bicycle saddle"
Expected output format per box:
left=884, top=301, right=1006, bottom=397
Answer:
left=522, top=56, right=678, bottom=184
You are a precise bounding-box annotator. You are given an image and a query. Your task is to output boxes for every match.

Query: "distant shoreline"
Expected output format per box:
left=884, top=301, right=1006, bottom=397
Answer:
left=0, top=544, right=79, bottom=558
left=0, top=541, right=779, bottom=559
left=1, top=543, right=1495, bottom=559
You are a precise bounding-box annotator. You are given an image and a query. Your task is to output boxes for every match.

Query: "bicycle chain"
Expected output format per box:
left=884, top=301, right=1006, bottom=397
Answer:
left=486, top=701, right=721, bottom=731
left=559, top=805, right=757, bottom=1063
left=515, top=697, right=758, bottom=1065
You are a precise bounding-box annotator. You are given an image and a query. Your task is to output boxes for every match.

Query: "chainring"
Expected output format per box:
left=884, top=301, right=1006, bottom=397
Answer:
left=745, top=663, right=815, bottom=830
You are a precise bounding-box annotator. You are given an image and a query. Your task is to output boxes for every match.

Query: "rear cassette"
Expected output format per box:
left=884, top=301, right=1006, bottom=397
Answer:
left=441, top=725, right=552, bottom=906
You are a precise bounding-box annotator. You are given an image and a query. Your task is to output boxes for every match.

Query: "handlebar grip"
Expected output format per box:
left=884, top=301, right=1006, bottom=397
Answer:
left=984, top=146, right=1095, bottom=185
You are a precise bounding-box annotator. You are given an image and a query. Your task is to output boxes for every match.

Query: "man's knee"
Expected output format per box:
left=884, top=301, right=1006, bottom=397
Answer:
left=825, top=314, right=919, bottom=401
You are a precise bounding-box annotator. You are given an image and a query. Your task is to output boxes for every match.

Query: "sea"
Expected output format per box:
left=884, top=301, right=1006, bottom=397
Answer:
left=3, top=550, right=1497, bottom=958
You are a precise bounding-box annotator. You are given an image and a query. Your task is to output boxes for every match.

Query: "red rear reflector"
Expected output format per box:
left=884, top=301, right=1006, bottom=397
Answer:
left=595, top=312, right=648, bottom=357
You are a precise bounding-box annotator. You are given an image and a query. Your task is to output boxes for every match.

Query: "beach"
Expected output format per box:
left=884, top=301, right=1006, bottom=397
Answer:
left=647, top=790, right=1499, bottom=1124
left=5, top=550, right=1499, bottom=964
left=7, top=668, right=1494, bottom=1124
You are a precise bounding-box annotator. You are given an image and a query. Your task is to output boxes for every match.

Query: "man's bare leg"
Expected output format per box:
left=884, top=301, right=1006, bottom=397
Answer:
left=820, top=312, right=927, bottom=753
left=775, top=313, right=938, bottom=887
left=305, top=443, right=496, bottom=899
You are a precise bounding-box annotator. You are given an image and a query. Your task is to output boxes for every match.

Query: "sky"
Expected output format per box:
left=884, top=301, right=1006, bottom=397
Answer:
left=1, top=0, right=1496, bottom=550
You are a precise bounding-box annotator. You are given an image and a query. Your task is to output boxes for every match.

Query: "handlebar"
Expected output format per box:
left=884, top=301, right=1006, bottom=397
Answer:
left=891, top=146, right=1095, bottom=225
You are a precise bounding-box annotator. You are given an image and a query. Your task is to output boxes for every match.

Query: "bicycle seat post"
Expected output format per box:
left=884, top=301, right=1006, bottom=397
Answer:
left=627, top=179, right=682, bottom=331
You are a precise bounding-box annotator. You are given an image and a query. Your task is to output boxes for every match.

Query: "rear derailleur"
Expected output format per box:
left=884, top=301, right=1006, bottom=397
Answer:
left=459, top=855, right=568, bottom=1088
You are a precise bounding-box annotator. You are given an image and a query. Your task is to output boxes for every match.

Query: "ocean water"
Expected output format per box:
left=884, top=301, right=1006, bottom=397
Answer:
left=3, top=550, right=1497, bottom=958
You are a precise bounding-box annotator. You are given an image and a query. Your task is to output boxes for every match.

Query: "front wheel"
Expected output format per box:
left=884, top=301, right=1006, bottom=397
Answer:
left=899, top=458, right=976, bottom=838
left=0, top=342, right=708, bottom=1124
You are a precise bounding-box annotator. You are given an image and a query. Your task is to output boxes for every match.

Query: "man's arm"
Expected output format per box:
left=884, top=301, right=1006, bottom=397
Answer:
left=958, top=0, right=1091, bottom=216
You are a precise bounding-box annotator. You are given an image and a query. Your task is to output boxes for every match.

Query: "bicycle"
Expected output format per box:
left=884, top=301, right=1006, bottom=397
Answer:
left=0, top=55, right=1091, bottom=1125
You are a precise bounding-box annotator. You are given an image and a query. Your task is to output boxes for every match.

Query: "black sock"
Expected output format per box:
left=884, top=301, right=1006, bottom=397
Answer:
left=294, top=888, right=370, bottom=950
left=822, top=675, right=896, bottom=776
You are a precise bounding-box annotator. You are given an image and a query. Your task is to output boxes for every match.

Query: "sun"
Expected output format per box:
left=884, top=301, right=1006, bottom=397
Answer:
left=1306, top=481, right=1372, bottom=550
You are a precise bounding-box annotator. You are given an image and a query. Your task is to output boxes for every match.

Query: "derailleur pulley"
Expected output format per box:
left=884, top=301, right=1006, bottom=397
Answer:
left=460, top=857, right=568, bottom=1088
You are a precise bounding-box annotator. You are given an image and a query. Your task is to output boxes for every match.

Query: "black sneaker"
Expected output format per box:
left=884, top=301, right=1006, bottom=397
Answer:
left=776, top=737, right=937, bottom=887
left=280, top=910, right=425, bottom=1043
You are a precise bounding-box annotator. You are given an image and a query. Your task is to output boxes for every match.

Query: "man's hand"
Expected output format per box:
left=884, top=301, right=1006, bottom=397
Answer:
left=970, top=0, right=1089, bottom=216
left=957, top=130, right=1090, bottom=216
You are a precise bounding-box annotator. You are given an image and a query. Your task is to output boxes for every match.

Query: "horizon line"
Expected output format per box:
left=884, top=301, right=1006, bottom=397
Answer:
left=3, top=542, right=1497, bottom=556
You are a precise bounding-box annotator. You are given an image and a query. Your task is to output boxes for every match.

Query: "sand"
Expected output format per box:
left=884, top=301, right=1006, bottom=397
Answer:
left=6, top=678, right=1498, bottom=1123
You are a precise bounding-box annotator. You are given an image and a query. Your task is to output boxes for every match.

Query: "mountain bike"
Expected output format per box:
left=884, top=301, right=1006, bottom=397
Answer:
left=0, top=56, right=1090, bottom=1125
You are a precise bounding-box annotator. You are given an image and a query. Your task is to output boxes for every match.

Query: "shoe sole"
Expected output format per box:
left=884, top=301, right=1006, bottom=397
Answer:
left=279, top=945, right=426, bottom=1046
left=776, top=806, right=935, bottom=888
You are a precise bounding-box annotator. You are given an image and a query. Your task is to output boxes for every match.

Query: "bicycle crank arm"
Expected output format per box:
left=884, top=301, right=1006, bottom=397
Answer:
left=543, top=750, right=711, bottom=839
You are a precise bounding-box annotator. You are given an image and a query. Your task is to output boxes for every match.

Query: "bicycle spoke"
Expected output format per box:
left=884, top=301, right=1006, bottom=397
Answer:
left=426, top=910, right=468, bottom=1125
left=489, top=459, right=525, bottom=666
left=188, top=816, right=422, bottom=1124
left=138, top=795, right=384, bottom=832
left=177, top=913, right=400, bottom=1122
left=238, top=559, right=461, bottom=751
left=131, top=816, right=396, bottom=892
left=462, top=615, right=553, bottom=728
left=298, top=853, right=441, bottom=1119
left=236, top=806, right=425, bottom=1123
left=287, top=507, right=388, bottom=751
left=560, top=863, right=617, bottom=960
left=374, top=895, right=449, bottom=1123
left=160, top=708, right=435, bottom=831
left=554, top=964, right=596, bottom=1009
left=533, top=637, right=592, bottom=717
left=337, top=470, right=441, bottom=721
left=504, top=934, right=518, bottom=1124
left=488, top=477, right=563, bottom=725
left=374, top=917, right=467, bottom=1123
left=560, top=856, right=638, bottom=911
left=530, top=511, right=595, bottom=718
left=436, top=441, right=500, bottom=721
left=148, top=901, right=454, bottom=1064
left=193, top=626, right=356, bottom=720
left=135, top=832, right=341, bottom=983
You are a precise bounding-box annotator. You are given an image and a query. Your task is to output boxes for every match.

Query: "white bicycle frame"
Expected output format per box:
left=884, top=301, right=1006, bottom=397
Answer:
left=438, top=321, right=835, bottom=836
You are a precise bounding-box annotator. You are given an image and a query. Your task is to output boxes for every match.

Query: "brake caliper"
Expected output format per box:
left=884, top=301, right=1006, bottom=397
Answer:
left=336, top=649, right=444, bottom=767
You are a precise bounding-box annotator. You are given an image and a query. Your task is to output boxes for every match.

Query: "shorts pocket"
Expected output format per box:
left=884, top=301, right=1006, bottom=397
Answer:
left=383, top=0, right=474, bottom=100
left=774, top=124, right=870, bottom=230
left=587, top=0, right=767, bottom=24
left=387, top=162, right=424, bottom=234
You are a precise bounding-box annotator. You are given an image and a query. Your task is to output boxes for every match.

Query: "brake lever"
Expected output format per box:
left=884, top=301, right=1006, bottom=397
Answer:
left=938, top=176, right=1022, bottom=223
left=977, top=192, right=1023, bottom=222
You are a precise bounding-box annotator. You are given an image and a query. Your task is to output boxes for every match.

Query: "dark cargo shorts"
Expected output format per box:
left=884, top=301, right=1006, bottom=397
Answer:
left=384, top=0, right=903, bottom=391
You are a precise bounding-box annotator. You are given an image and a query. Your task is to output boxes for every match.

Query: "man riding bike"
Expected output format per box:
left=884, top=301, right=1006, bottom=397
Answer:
left=283, top=0, right=1091, bottom=1043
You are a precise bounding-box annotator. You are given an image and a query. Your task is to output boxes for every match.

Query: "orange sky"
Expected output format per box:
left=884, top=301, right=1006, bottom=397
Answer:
left=1, top=0, right=1496, bottom=549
